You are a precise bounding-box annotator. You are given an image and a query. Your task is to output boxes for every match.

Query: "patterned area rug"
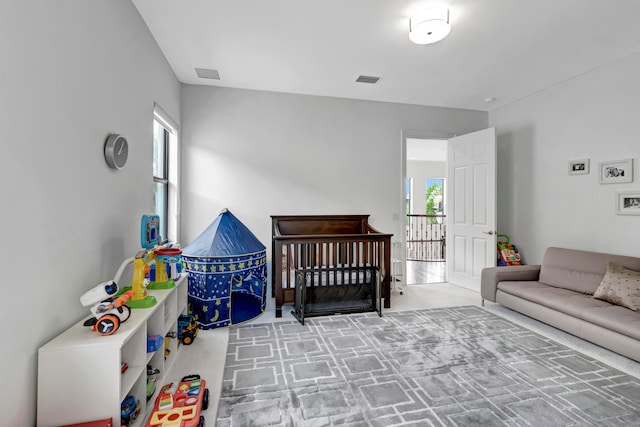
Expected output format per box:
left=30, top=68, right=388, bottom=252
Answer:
left=216, top=306, right=640, bottom=426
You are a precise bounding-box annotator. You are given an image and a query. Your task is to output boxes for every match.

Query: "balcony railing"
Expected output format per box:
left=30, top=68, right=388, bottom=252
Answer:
left=406, top=214, right=446, bottom=261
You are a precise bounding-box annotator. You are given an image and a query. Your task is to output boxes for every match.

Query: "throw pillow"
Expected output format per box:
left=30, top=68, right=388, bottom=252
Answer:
left=593, top=262, right=640, bottom=311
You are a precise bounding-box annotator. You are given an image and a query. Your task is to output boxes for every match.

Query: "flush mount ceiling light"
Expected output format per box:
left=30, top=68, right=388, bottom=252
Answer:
left=409, top=6, right=451, bottom=45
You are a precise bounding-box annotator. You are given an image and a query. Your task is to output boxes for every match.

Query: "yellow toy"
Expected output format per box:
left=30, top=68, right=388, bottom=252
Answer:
left=114, top=250, right=157, bottom=309
left=113, top=215, right=183, bottom=308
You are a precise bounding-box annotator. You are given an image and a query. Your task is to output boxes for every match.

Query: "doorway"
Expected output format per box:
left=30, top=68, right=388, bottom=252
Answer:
left=405, top=138, right=447, bottom=284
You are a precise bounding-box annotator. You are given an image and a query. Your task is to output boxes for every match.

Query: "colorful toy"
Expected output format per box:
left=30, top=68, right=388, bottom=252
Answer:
left=145, top=375, right=209, bottom=427
left=164, top=332, right=176, bottom=360
left=141, top=214, right=183, bottom=290
left=147, top=377, right=157, bottom=402
left=154, top=247, right=183, bottom=286
left=148, top=335, right=164, bottom=353
left=131, top=214, right=182, bottom=292
left=177, top=314, right=198, bottom=345
left=113, top=215, right=184, bottom=309
left=121, top=394, right=141, bottom=426
left=497, top=234, right=522, bottom=266
left=114, top=251, right=158, bottom=309
left=81, top=281, right=135, bottom=336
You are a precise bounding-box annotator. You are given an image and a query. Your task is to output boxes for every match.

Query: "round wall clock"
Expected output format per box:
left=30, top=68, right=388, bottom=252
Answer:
left=104, top=134, right=129, bottom=170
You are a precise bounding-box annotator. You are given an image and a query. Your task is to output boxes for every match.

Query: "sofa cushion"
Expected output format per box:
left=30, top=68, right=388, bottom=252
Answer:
left=580, top=305, right=640, bottom=342
left=593, top=262, right=640, bottom=311
left=539, top=247, right=640, bottom=295
left=498, top=280, right=640, bottom=341
left=497, top=281, right=610, bottom=319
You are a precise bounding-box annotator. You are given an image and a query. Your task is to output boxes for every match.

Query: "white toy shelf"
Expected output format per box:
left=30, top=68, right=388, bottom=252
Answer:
left=37, top=273, right=188, bottom=427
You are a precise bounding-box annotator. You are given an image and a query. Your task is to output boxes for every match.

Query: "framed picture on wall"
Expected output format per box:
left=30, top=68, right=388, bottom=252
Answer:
left=616, top=191, right=640, bottom=215
left=568, top=159, right=589, bottom=175
left=600, top=159, right=633, bottom=184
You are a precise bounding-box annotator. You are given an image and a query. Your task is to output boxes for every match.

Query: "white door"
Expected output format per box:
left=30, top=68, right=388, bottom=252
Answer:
left=446, top=127, right=496, bottom=292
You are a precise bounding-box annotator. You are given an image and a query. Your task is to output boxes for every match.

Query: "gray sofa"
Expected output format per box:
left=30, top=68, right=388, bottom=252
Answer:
left=481, top=246, right=640, bottom=363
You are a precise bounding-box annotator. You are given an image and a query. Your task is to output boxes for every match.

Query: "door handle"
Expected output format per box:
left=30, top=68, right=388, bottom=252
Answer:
left=482, top=230, right=495, bottom=235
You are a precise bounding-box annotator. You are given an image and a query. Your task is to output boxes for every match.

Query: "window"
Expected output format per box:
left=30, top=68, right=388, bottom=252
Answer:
left=153, top=104, right=179, bottom=243
left=425, top=178, right=444, bottom=223
left=405, top=178, right=413, bottom=215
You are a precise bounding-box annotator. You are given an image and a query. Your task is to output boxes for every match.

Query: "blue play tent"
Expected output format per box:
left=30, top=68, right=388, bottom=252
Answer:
left=181, top=209, right=267, bottom=329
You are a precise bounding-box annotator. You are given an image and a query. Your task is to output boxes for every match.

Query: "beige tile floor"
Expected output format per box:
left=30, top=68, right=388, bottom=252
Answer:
left=165, top=282, right=640, bottom=423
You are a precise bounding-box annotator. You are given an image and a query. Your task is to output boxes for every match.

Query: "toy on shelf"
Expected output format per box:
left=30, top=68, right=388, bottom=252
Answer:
left=164, top=332, right=176, bottom=360
left=147, top=377, right=157, bottom=402
left=153, top=247, right=183, bottom=288
left=113, top=253, right=157, bottom=309
left=141, top=214, right=183, bottom=290
left=113, top=215, right=184, bottom=309
left=81, top=281, right=135, bottom=336
left=121, top=394, right=141, bottom=426
left=147, top=335, right=164, bottom=353
left=145, top=374, right=209, bottom=427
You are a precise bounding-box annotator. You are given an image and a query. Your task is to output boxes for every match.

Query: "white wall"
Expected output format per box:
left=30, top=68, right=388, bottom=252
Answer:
left=180, top=85, right=487, bottom=258
left=490, top=52, right=640, bottom=264
left=406, top=160, right=447, bottom=214
left=0, top=2, right=180, bottom=424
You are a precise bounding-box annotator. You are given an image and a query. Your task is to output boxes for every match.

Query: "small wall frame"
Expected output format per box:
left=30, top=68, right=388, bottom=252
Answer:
left=600, top=159, right=633, bottom=184
left=616, top=191, right=640, bottom=215
left=568, top=159, right=590, bottom=175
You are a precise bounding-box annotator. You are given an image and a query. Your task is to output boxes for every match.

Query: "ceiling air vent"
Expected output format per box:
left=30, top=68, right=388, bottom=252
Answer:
left=356, top=75, right=381, bottom=84
left=195, top=67, right=222, bottom=80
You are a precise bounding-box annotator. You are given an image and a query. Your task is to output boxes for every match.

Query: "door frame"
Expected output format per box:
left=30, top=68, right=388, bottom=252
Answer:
left=400, top=130, right=456, bottom=284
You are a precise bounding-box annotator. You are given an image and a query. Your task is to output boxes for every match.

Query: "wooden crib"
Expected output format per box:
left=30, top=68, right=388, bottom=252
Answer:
left=271, top=214, right=392, bottom=317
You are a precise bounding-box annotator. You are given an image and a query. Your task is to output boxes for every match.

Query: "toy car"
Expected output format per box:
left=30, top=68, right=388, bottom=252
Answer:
left=177, top=314, right=198, bottom=345
left=145, top=374, right=209, bottom=427
left=81, top=281, right=135, bottom=336
left=121, top=394, right=141, bottom=426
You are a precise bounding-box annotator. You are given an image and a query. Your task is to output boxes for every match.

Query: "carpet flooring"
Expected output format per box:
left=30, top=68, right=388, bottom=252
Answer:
left=216, top=306, right=640, bottom=426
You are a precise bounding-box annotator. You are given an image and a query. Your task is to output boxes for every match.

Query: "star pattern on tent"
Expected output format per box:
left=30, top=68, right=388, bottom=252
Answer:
left=184, top=250, right=267, bottom=328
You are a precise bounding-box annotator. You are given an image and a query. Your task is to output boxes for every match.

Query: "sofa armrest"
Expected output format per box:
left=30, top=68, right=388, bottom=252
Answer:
left=481, top=265, right=541, bottom=302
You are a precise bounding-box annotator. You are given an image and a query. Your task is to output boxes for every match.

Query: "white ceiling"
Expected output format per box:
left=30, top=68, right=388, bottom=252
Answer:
left=132, top=0, right=640, bottom=112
